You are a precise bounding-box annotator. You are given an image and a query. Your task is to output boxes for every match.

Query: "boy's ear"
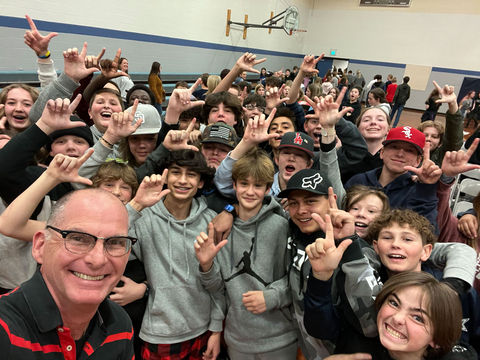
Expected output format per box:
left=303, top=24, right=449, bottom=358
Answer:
left=198, top=180, right=204, bottom=190
left=420, top=243, right=432, bottom=262
left=373, top=240, right=380, bottom=255
left=233, top=181, right=237, bottom=191
left=380, top=147, right=385, bottom=160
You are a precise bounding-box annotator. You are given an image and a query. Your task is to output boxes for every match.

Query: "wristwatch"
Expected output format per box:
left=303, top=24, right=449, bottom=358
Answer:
left=143, top=282, right=150, bottom=298
left=224, top=204, right=238, bottom=218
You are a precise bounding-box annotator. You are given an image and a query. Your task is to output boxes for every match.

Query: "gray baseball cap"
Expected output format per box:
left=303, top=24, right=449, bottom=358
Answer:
left=128, top=104, right=162, bottom=135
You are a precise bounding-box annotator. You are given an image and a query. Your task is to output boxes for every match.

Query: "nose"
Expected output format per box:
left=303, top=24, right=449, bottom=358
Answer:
left=178, top=173, right=187, bottom=184
left=137, top=140, right=148, bottom=148
left=391, top=310, right=406, bottom=325
left=391, top=237, right=402, bottom=248
left=110, top=184, right=121, bottom=197
left=65, top=140, right=76, bottom=150
left=84, top=240, right=108, bottom=267
left=356, top=208, right=367, bottom=219
left=246, top=184, right=255, bottom=195
left=212, top=147, right=220, bottom=155
left=297, top=202, right=308, bottom=215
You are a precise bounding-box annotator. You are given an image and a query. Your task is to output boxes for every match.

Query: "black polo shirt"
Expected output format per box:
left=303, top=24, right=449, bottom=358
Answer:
left=0, top=270, right=134, bottom=359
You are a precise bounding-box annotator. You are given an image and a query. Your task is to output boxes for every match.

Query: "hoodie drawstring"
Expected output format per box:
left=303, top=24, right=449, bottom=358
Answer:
left=183, top=222, right=190, bottom=280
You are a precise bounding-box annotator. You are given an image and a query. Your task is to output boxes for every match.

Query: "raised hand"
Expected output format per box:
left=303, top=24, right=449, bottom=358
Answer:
left=304, top=86, right=352, bottom=129
left=110, top=276, right=147, bottom=306
left=37, top=95, right=87, bottom=134
left=433, top=81, right=456, bottom=104
left=24, top=15, right=58, bottom=56
left=242, top=108, right=279, bottom=146
left=129, top=170, right=170, bottom=212
left=242, top=291, right=267, bottom=314
left=265, top=85, right=289, bottom=112
left=46, top=149, right=94, bottom=185
left=63, top=42, right=100, bottom=83
left=299, top=54, right=324, bottom=76
left=442, top=138, right=480, bottom=177
left=306, top=214, right=352, bottom=281
left=103, top=99, right=142, bottom=144
left=165, top=78, right=205, bottom=122
left=99, top=49, right=127, bottom=79
left=312, top=187, right=355, bottom=239
left=84, top=48, right=106, bottom=70
left=235, top=52, right=266, bottom=74
left=195, top=222, right=228, bottom=272
left=163, top=118, right=200, bottom=152
left=404, top=143, right=442, bottom=184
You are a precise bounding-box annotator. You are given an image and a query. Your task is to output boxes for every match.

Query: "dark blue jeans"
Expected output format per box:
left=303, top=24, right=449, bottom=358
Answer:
left=391, top=104, right=405, bottom=128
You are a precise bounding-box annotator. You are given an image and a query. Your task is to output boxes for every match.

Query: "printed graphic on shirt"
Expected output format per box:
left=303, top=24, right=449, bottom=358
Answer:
left=225, top=237, right=270, bottom=286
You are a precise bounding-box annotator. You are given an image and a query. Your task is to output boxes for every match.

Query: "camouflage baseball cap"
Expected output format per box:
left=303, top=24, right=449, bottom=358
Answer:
left=202, top=123, right=239, bottom=149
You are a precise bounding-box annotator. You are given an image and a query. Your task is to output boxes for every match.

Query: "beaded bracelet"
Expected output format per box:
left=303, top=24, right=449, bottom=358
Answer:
left=101, top=137, right=115, bottom=147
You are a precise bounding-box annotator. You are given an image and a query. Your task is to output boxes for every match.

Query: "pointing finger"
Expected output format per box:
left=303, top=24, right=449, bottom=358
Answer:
left=25, top=15, right=37, bottom=31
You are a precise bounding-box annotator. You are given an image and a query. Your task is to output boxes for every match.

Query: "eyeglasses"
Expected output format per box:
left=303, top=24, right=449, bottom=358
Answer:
left=46, top=226, right=137, bottom=257
left=244, top=104, right=266, bottom=112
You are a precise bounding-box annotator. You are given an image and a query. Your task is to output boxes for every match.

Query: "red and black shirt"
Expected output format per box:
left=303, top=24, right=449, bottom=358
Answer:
left=0, top=270, right=134, bottom=359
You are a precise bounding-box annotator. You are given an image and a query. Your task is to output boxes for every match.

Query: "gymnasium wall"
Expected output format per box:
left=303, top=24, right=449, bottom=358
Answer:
left=1, top=0, right=479, bottom=112
left=303, top=0, right=480, bottom=112
left=0, top=0, right=311, bottom=76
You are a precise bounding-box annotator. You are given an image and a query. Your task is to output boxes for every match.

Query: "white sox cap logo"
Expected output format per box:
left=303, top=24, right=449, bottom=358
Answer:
left=302, top=173, right=323, bottom=190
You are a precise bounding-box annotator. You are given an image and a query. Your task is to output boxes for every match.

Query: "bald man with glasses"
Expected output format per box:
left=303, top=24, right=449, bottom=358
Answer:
left=0, top=188, right=135, bottom=359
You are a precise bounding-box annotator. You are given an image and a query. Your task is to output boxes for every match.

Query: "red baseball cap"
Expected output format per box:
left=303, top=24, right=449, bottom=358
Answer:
left=382, top=126, right=425, bottom=154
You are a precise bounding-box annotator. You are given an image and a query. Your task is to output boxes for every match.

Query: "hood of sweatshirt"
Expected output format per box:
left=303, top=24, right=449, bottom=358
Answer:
left=148, top=196, right=211, bottom=280
left=227, top=195, right=285, bottom=272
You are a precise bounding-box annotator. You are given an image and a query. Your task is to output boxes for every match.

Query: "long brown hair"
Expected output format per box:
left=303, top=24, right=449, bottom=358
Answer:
left=375, top=272, right=462, bottom=360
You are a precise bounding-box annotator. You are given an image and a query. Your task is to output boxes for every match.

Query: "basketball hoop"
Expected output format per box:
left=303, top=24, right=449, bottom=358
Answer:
left=292, top=29, right=307, bottom=41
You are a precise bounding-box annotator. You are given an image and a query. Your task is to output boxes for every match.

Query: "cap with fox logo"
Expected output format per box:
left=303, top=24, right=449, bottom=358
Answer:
left=277, top=132, right=315, bottom=159
left=278, top=169, right=331, bottom=198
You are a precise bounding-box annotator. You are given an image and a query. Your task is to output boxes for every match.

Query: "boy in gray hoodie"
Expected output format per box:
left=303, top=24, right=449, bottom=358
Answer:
left=127, top=149, right=223, bottom=360
left=195, top=147, right=298, bottom=359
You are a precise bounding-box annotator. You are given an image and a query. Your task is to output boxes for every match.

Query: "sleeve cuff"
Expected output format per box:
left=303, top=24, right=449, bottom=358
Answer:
left=263, top=289, right=278, bottom=311
left=307, top=271, right=333, bottom=298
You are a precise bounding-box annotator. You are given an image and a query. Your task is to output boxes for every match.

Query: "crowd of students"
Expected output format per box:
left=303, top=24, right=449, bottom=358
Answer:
left=0, top=15, right=479, bottom=360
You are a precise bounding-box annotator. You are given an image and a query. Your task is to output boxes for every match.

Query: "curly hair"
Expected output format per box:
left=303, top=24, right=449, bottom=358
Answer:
left=368, top=209, right=436, bottom=246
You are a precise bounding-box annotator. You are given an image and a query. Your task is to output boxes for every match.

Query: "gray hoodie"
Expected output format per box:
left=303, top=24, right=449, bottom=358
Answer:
left=199, top=195, right=297, bottom=354
left=128, top=196, right=222, bottom=344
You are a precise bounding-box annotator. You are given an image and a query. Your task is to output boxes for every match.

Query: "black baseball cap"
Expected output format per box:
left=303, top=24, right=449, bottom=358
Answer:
left=278, top=169, right=332, bottom=198
left=277, top=132, right=315, bottom=159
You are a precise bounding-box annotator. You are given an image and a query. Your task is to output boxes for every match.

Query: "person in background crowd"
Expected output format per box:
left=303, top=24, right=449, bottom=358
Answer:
left=148, top=61, right=165, bottom=114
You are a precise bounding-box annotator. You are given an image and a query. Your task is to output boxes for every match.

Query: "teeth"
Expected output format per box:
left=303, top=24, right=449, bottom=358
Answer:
left=73, top=271, right=105, bottom=281
left=386, top=324, right=406, bottom=339
left=389, top=255, right=406, bottom=259
left=355, top=222, right=367, bottom=228
left=299, top=218, right=311, bottom=222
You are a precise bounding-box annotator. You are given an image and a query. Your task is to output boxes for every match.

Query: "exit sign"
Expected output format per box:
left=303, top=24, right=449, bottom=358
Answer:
left=330, top=49, right=337, bottom=56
